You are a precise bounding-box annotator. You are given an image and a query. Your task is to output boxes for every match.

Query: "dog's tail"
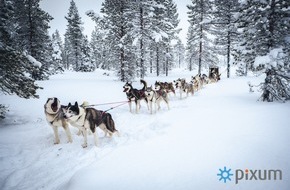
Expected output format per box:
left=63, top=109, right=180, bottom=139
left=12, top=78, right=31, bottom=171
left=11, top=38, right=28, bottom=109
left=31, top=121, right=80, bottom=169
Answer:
left=140, top=79, right=147, bottom=91
left=105, top=113, right=117, bottom=133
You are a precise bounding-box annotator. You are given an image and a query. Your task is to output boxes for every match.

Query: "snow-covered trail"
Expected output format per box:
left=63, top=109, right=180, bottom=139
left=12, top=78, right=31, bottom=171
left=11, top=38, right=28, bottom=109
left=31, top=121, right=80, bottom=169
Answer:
left=0, top=70, right=289, bottom=190
left=63, top=77, right=290, bottom=190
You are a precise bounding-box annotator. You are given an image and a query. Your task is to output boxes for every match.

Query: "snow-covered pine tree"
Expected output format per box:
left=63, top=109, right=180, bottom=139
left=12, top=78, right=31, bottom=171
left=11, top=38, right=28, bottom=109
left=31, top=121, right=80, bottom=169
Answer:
left=186, top=0, right=218, bottom=73
left=150, top=0, right=166, bottom=77
left=64, top=0, right=85, bottom=71
left=129, top=0, right=156, bottom=78
left=211, top=0, right=240, bottom=78
left=101, top=0, right=135, bottom=82
left=150, top=0, right=180, bottom=76
left=237, top=0, right=290, bottom=102
left=162, top=0, right=180, bottom=76
left=13, top=0, right=53, bottom=80
left=172, top=38, right=185, bottom=68
left=90, top=27, right=109, bottom=69
left=0, top=0, right=41, bottom=118
left=255, top=49, right=290, bottom=102
left=86, top=10, right=114, bottom=70
left=51, top=30, right=65, bottom=73
left=78, top=35, right=94, bottom=72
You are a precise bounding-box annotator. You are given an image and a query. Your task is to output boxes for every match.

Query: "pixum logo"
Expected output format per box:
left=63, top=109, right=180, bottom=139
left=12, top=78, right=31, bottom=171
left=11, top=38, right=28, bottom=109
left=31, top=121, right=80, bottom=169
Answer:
left=217, top=167, right=233, bottom=183
left=217, top=167, right=283, bottom=184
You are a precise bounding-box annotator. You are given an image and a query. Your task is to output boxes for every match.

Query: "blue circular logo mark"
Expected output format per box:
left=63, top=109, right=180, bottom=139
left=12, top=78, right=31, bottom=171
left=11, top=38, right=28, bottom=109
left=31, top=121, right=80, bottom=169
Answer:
left=217, top=166, right=233, bottom=183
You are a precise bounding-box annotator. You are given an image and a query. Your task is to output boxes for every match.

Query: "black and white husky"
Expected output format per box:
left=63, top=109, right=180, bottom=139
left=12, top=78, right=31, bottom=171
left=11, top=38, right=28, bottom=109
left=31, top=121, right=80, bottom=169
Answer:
left=123, top=79, right=148, bottom=113
left=63, top=102, right=119, bottom=148
left=144, top=82, right=169, bottom=114
left=44, top=97, right=72, bottom=144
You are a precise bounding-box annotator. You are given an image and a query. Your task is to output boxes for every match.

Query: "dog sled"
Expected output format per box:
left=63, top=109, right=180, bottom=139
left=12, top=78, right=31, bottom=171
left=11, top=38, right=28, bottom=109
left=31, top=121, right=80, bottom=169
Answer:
left=209, top=67, right=221, bottom=81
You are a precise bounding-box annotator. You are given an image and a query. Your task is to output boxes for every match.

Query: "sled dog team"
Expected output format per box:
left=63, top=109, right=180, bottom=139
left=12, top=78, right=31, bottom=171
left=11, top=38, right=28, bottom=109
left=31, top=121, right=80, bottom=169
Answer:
left=45, top=73, right=220, bottom=147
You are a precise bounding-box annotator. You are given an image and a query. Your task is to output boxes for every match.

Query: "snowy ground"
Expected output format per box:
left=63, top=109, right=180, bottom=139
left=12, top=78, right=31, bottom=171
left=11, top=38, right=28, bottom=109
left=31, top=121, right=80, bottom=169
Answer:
left=0, top=69, right=289, bottom=190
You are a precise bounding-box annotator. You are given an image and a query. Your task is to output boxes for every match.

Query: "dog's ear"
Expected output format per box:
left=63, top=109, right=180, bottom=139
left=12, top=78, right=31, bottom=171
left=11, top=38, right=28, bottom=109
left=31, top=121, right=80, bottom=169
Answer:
left=68, top=103, right=71, bottom=107
left=75, top=101, right=78, bottom=107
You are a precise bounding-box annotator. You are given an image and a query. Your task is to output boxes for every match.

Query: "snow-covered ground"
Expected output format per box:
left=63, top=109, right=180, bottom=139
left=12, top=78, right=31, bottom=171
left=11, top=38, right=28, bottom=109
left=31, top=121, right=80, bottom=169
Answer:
left=0, top=69, right=289, bottom=190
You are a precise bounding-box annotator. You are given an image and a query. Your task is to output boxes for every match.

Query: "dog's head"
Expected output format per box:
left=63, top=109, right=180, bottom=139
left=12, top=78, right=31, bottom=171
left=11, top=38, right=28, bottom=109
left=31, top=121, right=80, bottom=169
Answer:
left=154, top=81, right=162, bottom=91
left=145, top=85, right=154, bottom=97
left=174, top=78, right=183, bottom=88
left=123, top=82, right=132, bottom=93
left=63, top=102, right=80, bottom=119
left=45, top=97, right=61, bottom=114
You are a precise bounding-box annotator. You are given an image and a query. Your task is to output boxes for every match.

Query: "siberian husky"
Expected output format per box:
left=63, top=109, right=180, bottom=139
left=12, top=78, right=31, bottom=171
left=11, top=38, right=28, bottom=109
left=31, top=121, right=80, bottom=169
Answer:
left=144, top=82, right=169, bottom=114
left=63, top=102, right=119, bottom=148
left=44, top=97, right=72, bottom=144
left=123, top=79, right=148, bottom=113
left=174, top=78, right=193, bottom=98
left=155, top=81, right=176, bottom=96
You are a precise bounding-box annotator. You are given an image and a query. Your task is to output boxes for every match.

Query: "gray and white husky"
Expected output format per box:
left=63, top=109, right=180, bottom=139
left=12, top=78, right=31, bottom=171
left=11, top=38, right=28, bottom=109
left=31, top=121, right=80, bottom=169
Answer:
left=63, top=102, right=119, bottom=148
left=145, top=82, right=170, bottom=114
left=174, top=78, right=194, bottom=99
left=44, top=97, right=73, bottom=144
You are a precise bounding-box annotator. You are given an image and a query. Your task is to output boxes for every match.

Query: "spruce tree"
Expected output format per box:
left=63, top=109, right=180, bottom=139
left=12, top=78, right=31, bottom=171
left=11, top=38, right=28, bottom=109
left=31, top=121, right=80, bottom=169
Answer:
left=64, top=0, right=85, bottom=71
left=151, top=0, right=180, bottom=76
left=237, top=0, right=290, bottom=102
left=13, top=0, right=53, bottom=80
left=51, top=30, right=65, bottom=73
left=129, top=0, right=155, bottom=78
left=186, top=0, right=218, bottom=74
left=90, top=27, right=111, bottom=70
left=101, top=0, right=134, bottom=82
left=173, top=38, right=185, bottom=68
left=0, top=0, right=42, bottom=118
left=212, top=0, right=240, bottom=78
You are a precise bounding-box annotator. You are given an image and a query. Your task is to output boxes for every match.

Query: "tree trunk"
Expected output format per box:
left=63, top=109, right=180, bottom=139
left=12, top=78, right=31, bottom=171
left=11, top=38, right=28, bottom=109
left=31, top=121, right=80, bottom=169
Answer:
left=227, top=30, right=230, bottom=78
left=140, top=6, right=145, bottom=79
left=156, top=45, right=159, bottom=76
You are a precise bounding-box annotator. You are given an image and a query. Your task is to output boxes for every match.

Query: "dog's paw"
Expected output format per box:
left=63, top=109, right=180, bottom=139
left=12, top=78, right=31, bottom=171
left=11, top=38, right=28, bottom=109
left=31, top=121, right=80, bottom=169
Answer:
left=54, top=141, right=60, bottom=145
left=82, top=143, right=88, bottom=148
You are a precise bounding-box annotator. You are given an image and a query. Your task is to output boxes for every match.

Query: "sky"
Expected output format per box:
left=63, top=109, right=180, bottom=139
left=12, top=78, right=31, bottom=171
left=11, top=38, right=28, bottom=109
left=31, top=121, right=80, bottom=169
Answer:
left=39, top=0, right=192, bottom=44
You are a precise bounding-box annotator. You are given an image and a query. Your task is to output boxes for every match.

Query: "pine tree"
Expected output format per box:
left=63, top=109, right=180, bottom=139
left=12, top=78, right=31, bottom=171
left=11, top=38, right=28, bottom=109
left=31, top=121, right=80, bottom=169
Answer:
left=186, top=0, right=218, bottom=74
left=129, top=0, right=155, bottom=78
left=212, top=0, right=240, bottom=78
left=87, top=10, right=114, bottom=70
left=51, top=30, right=65, bottom=73
left=151, top=0, right=180, bottom=76
left=162, top=0, right=180, bottom=76
left=64, top=0, right=85, bottom=71
left=101, top=0, right=135, bottom=82
left=13, top=0, right=53, bottom=80
left=173, top=38, right=185, bottom=68
left=237, top=0, right=290, bottom=102
left=0, top=0, right=42, bottom=118
left=90, top=27, right=107, bottom=69
left=78, top=35, right=94, bottom=72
